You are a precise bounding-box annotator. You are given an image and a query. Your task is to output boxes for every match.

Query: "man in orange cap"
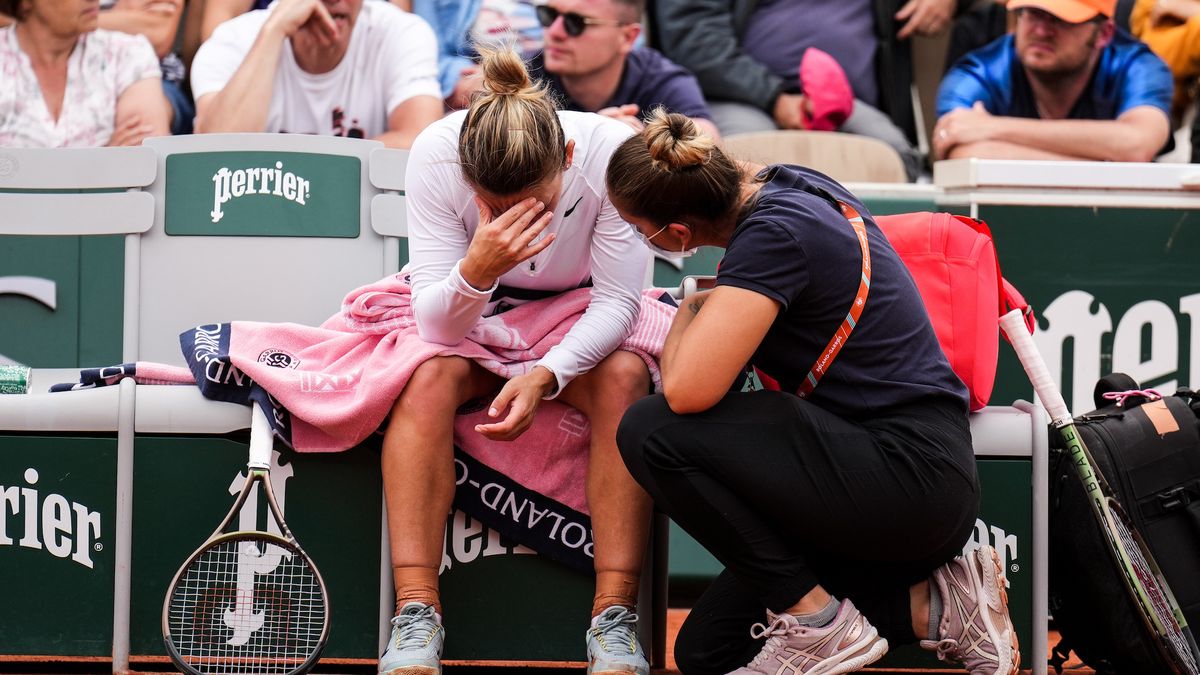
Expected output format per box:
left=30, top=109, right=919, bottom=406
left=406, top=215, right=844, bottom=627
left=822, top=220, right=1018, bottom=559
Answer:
left=933, top=0, right=1172, bottom=161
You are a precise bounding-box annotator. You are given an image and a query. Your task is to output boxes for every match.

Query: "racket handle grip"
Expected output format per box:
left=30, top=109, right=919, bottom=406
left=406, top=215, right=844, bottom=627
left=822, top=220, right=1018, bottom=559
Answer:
left=248, top=401, right=274, bottom=469
left=1000, top=309, right=1071, bottom=425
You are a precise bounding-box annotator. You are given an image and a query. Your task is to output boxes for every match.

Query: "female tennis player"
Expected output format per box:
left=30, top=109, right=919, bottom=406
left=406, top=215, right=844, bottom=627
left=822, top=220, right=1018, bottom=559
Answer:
left=609, top=110, right=1019, bottom=675
left=377, top=44, right=653, bottom=675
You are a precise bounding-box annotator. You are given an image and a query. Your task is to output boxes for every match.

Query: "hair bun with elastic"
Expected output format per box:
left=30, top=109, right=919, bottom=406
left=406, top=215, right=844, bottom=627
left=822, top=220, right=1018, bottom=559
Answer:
left=643, top=108, right=714, bottom=171
left=478, top=43, right=535, bottom=97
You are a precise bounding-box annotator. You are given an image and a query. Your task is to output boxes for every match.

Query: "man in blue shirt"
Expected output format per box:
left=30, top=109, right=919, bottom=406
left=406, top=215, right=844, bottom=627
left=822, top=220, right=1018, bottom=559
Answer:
left=532, top=0, right=720, bottom=139
left=934, top=0, right=1171, bottom=161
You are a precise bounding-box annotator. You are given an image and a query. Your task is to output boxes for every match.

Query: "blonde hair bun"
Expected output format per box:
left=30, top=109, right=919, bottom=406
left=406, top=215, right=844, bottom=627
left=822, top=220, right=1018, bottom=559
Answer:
left=477, top=43, right=537, bottom=97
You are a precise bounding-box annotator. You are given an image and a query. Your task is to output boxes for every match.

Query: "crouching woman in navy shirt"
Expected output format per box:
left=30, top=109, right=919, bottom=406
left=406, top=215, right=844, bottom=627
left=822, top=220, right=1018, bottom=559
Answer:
left=607, top=110, right=1019, bottom=675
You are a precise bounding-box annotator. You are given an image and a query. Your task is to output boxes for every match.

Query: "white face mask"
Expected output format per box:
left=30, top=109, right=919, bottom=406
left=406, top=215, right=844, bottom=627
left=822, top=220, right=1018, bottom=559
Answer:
left=632, top=223, right=699, bottom=259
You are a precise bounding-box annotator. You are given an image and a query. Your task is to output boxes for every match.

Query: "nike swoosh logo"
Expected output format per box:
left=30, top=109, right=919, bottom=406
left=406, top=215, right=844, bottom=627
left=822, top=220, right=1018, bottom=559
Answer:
left=563, top=196, right=583, bottom=218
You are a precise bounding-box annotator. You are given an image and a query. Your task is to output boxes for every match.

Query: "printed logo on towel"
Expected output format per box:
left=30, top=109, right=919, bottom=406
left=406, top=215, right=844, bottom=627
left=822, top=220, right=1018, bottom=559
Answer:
left=164, top=151, right=359, bottom=237
left=0, top=467, right=103, bottom=569
left=223, top=449, right=293, bottom=646
left=963, top=518, right=1018, bottom=588
left=258, top=349, right=299, bottom=369
left=556, top=408, right=589, bottom=438
left=299, top=370, right=359, bottom=393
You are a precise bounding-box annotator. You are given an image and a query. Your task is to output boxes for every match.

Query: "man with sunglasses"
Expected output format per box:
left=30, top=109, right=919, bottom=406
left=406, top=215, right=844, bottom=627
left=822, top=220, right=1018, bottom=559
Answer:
left=530, top=0, right=720, bottom=139
left=933, top=0, right=1172, bottom=160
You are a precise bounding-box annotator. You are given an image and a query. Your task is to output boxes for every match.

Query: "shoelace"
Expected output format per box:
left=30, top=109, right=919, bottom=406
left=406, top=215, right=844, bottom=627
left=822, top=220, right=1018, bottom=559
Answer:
left=931, top=637, right=962, bottom=662
left=747, top=615, right=802, bottom=667
left=391, top=605, right=439, bottom=650
left=1102, top=388, right=1163, bottom=407
left=592, top=607, right=640, bottom=656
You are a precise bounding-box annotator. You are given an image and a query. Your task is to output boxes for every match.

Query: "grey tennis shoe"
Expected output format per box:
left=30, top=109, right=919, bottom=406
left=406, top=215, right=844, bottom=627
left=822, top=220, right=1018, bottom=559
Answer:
left=379, top=602, right=444, bottom=675
left=586, top=605, right=650, bottom=674
left=920, top=545, right=1019, bottom=675
left=728, top=599, right=888, bottom=675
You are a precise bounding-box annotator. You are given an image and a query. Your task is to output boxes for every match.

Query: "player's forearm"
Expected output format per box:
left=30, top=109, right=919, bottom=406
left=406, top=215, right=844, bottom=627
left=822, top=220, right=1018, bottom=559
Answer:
left=194, top=27, right=287, bottom=133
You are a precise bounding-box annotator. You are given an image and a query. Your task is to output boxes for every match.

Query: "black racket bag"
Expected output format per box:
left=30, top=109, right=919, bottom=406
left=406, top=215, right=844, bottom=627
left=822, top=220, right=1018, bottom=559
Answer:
left=1048, top=373, right=1200, bottom=674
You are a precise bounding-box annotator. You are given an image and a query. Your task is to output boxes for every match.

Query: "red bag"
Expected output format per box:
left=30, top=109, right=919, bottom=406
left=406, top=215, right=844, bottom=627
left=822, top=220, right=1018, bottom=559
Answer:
left=876, top=212, right=1033, bottom=411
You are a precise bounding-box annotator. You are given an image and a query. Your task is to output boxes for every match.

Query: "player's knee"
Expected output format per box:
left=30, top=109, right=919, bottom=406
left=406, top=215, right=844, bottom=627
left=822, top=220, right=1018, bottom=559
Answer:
left=594, top=351, right=652, bottom=403
left=393, top=356, right=473, bottom=414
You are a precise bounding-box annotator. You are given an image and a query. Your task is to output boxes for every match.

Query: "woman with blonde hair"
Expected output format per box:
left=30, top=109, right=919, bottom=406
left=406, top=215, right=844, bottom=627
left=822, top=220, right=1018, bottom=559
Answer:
left=610, top=110, right=1019, bottom=675
left=377, top=44, right=653, bottom=675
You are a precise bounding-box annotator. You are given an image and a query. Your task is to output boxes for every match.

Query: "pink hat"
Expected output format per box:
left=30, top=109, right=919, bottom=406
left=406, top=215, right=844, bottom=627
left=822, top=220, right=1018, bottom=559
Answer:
left=798, top=48, right=855, bottom=132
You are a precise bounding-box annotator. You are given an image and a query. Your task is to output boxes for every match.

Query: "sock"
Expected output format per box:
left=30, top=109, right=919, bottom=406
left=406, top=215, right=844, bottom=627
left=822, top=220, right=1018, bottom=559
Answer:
left=792, top=596, right=840, bottom=628
left=393, top=565, right=441, bottom=616
left=592, top=570, right=640, bottom=617
left=927, top=582, right=943, bottom=640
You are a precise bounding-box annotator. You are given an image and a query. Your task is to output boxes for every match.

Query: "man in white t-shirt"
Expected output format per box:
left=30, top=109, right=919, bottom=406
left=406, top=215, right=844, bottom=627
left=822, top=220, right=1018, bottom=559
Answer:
left=191, top=0, right=442, bottom=148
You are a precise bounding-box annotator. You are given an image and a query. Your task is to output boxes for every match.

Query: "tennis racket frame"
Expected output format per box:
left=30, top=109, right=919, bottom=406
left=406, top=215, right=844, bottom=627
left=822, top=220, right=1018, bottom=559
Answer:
left=1000, top=310, right=1200, bottom=675
left=161, top=403, right=331, bottom=675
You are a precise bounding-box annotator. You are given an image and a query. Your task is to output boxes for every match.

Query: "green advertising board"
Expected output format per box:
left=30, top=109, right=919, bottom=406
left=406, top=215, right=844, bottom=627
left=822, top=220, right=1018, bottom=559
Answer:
left=128, top=437, right=384, bottom=660
left=165, top=152, right=360, bottom=238
left=985, top=205, right=1200, bottom=413
left=0, top=435, right=117, bottom=655
left=439, top=510, right=594, bottom=662
left=0, top=236, right=124, bottom=368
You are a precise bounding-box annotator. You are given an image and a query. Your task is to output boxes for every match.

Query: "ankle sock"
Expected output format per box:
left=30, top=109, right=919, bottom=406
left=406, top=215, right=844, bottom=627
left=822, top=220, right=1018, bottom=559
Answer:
left=393, top=565, right=441, bottom=615
left=928, top=582, right=943, bottom=640
left=792, top=596, right=840, bottom=628
left=592, top=570, right=640, bottom=617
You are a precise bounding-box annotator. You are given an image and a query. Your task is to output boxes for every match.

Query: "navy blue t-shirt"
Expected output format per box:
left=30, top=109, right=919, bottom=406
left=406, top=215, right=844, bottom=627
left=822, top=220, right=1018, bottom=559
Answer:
left=534, top=48, right=713, bottom=121
left=936, top=30, right=1172, bottom=120
left=717, top=165, right=969, bottom=420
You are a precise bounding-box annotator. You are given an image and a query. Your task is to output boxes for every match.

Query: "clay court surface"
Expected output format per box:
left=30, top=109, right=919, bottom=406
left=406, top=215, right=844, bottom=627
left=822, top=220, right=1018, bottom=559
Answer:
left=0, top=609, right=1093, bottom=674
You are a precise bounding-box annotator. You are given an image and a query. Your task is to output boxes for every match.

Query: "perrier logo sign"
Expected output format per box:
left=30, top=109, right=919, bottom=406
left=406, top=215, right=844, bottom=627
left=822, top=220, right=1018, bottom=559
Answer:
left=210, top=162, right=311, bottom=223
left=166, top=151, right=360, bottom=238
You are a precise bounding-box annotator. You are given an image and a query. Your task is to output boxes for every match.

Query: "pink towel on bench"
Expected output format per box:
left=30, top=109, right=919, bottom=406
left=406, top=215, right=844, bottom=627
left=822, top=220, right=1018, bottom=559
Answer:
left=205, top=272, right=673, bottom=452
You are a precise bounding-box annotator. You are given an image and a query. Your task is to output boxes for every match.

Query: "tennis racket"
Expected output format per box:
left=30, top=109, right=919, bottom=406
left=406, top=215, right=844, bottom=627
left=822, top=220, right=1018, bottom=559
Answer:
left=1000, top=309, right=1200, bottom=675
left=162, top=401, right=331, bottom=675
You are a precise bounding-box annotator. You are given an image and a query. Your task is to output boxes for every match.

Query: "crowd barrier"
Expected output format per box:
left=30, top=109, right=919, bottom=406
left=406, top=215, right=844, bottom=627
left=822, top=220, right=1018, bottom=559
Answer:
left=11, top=140, right=1199, bottom=673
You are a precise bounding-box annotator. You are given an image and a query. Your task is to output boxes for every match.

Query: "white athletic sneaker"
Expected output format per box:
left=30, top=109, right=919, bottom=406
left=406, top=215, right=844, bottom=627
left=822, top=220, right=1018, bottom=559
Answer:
left=727, top=599, right=889, bottom=675
left=586, top=605, right=650, bottom=674
left=378, top=602, right=444, bottom=675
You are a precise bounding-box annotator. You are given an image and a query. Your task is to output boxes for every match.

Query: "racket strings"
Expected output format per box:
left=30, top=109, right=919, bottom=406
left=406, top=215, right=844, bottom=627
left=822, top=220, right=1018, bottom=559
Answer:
left=1111, top=512, right=1200, bottom=675
left=167, top=537, right=326, bottom=675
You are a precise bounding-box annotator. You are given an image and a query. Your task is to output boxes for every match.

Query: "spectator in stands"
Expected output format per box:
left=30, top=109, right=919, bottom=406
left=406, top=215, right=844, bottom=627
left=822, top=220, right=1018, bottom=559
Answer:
left=0, top=0, right=170, bottom=147
left=378, top=45, right=654, bottom=675
left=653, top=0, right=956, bottom=179
left=98, top=0, right=193, bottom=134
left=609, top=110, right=1018, bottom=675
left=1131, top=0, right=1200, bottom=138
left=411, top=0, right=544, bottom=109
left=190, top=0, right=442, bottom=148
left=934, top=0, right=1172, bottom=161
left=944, top=0, right=1008, bottom=71
left=529, top=0, right=720, bottom=139
left=199, top=0, right=414, bottom=44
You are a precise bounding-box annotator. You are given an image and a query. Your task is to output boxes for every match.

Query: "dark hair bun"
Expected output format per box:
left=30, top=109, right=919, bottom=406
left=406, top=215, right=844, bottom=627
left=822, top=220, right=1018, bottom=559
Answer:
left=643, top=108, right=714, bottom=170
